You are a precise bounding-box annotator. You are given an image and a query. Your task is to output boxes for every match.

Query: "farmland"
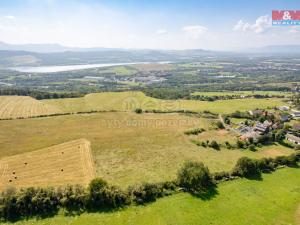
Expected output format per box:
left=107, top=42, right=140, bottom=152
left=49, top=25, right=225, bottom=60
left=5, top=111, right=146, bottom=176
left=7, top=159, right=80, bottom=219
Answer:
left=0, top=96, right=62, bottom=119
left=0, top=139, right=95, bottom=190
left=43, top=91, right=286, bottom=114
left=5, top=168, right=300, bottom=225
left=0, top=112, right=293, bottom=187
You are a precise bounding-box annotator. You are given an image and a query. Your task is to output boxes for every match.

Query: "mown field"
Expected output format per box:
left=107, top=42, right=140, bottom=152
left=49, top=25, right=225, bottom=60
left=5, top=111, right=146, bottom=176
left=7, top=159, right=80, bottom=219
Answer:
left=43, top=91, right=286, bottom=114
left=5, top=168, right=300, bottom=225
left=0, top=139, right=95, bottom=190
left=0, top=96, right=62, bottom=119
left=0, top=112, right=293, bottom=186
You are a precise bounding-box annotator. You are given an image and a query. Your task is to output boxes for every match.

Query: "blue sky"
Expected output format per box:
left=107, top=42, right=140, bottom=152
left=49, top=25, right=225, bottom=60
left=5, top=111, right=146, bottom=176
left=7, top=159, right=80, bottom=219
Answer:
left=0, top=0, right=299, bottom=50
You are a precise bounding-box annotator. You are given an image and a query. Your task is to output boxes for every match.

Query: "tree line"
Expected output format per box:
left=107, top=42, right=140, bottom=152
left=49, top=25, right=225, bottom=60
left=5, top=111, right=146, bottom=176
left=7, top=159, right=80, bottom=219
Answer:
left=0, top=152, right=299, bottom=221
left=0, top=88, right=83, bottom=99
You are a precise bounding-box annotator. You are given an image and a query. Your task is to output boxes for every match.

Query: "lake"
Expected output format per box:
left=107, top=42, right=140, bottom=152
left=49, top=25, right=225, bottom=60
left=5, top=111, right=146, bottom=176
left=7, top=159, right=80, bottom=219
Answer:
left=10, top=62, right=170, bottom=73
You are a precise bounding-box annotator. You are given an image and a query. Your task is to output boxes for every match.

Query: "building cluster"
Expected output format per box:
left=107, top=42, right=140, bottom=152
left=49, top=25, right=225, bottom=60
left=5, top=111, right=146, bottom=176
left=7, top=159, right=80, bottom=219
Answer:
left=237, top=107, right=300, bottom=145
left=83, top=75, right=166, bottom=85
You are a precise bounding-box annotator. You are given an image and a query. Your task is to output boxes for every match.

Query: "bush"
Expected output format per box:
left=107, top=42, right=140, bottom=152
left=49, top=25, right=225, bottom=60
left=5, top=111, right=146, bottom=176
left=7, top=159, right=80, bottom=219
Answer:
left=224, top=117, right=231, bottom=125
left=257, top=158, right=275, bottom=173
left=129, top=183, right=163, bottom=205
left=225, top=141, right=232, bottom=149
left=177, top=161, right=213, bottom=193
left=184, top=128, right=205, bottom=135
left=232, top=157, right=260, bottom=177
left=88, top=178, right=130, bottom=209
left=236, top=139, right=246, bottom=149
left=249, top=144, right=256, bottom=152
left=209, top=140, right=220, bottom=150
left=274, top=154, right=298, bottom=167
left=215, top=121, right=225, bottom=129
left=134, top=108, right=143, bottom=114
left=212, top=171, right=230, bottom=181
left=58, top=185, right=88, bottom=212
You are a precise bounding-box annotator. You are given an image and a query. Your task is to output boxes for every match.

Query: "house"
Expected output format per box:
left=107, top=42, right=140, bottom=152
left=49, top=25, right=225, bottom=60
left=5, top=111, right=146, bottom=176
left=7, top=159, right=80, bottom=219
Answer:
left=241, top=131, right=260, bottom=140
left=286, top=133, right=300, bottom=145
left=278, top=106, right=289, bottom=111
left=253, top=121, right=270, bottom=134
left=249, top=109, right=263, bottom=117
left=272, top=122, right=283, bottom=130
left=291, top=110, right=300, bottom=120
left=292, top=124, right=300, bottom=132
left=237, top=125, right=252, bottom=134
left=280, top=114, right=290, bottom=122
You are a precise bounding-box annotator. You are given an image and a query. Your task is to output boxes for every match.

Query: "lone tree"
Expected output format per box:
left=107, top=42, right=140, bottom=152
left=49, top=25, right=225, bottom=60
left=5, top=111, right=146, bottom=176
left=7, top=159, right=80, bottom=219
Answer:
left=177, top=161, right=213, bottom=193
left=232, top=157, right=260, bottom=177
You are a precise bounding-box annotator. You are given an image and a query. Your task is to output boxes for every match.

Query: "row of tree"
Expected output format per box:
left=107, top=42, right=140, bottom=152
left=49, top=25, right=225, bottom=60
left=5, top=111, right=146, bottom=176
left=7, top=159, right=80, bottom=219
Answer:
left=1, top=152, right=299, bottom=221
left=0, top=88, right=83, bottom=99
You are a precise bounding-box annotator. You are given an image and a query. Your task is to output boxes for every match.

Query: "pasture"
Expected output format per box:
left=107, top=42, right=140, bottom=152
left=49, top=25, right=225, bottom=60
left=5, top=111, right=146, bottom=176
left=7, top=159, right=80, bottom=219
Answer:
left=43, top=91, right=286, bottom=114
left=5, top=168, right=300, bottom=225
left=0, top=112, right=293, bottom=186
left=0, top=139, right=95, bottom=190
left=0, top=96, right=62, bottom=119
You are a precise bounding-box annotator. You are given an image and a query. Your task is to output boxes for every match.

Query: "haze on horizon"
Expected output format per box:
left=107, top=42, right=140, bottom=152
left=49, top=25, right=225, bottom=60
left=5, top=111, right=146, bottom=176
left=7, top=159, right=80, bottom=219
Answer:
left=0, top=0, right=299, bottom=51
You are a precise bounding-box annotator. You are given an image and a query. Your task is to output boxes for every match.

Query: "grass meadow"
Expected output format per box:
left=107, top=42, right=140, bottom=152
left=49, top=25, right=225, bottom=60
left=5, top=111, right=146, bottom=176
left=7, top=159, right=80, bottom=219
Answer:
left=42, top=91, right=286, bottom=114
left=0, top=112, right=293, bottom=186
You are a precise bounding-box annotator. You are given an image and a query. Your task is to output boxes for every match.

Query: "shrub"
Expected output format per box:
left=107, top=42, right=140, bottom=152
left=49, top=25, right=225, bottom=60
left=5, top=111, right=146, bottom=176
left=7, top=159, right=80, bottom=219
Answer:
left=88, top=178, right=130, bottom=209
left=177, top=161, right=213, bottom=193
left=274, top=154, right=298, bottom=167
left=58, top=185, right=88, bottom=212
left=212, top=171, right=230, bottom=181
left=225, top=141, right=232, bottom=149
left=134, top=108, right=143, bottom=114
left=249, top=144, right=256, bottom=152
left=257, top=158, right=275, bottom=173
left=232, top=157, right=260, bottom=177
left=236, top=139, right=246, bottom=149
left=224, top=117, right=231, bottom=125
left=215, top=121, right=225, bottom=129
left=129, top=183, right=163, bottom=205
left=209, top=140, right=220, bottom=150
left=184, top=128, right=205, bottom=135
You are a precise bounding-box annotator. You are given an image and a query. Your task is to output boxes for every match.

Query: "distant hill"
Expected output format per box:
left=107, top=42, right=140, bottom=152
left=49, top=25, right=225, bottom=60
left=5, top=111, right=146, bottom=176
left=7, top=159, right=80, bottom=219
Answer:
left=0, top=43, right=217, bottom=67
left=1, top=41, right=299, bottom=67
left=247, top=45, right=300, bottom=54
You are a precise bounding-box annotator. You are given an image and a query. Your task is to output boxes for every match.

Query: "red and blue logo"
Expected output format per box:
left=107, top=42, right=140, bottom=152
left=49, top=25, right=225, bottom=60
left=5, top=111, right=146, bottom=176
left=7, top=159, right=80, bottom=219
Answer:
left=272, top=10, right=300, bottom=26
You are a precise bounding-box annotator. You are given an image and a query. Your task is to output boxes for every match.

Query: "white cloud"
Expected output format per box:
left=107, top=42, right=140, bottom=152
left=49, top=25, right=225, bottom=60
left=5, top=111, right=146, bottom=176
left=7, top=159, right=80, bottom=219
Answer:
left=4, top=15, right=15, bottom=20
left=233, top=20, right=251, bottom=32
left=233, top=15, right=271, bottom=33
left=182, top=25, right=207, bottom=39
left=156, top=29, right=167, bottom=35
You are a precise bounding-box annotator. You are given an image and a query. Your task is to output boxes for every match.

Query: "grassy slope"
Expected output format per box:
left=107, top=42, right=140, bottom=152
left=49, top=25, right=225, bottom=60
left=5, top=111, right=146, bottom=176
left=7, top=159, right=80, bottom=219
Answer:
left=0, top=112, right=293, bottom=186
left=6, top=168, right=300, bottom=225
left=0, top=96, right=62, bottom=119
left=42, top=91, right=286, bottom=114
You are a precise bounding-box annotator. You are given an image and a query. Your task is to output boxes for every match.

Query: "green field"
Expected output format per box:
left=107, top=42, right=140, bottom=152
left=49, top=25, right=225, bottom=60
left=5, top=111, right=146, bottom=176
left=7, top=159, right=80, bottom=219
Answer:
left=42, top=91, right=286, bottom=114
left=192, top=91, right=291, bottom=97
left=0, top=112, right=293, bottom=186
left=6, top=168, right=300, bottom=225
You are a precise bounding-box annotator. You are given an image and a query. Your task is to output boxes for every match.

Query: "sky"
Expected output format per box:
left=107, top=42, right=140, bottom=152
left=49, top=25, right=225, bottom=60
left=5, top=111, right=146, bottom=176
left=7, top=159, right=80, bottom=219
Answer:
left=0, top=0, right=299, bottom=50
